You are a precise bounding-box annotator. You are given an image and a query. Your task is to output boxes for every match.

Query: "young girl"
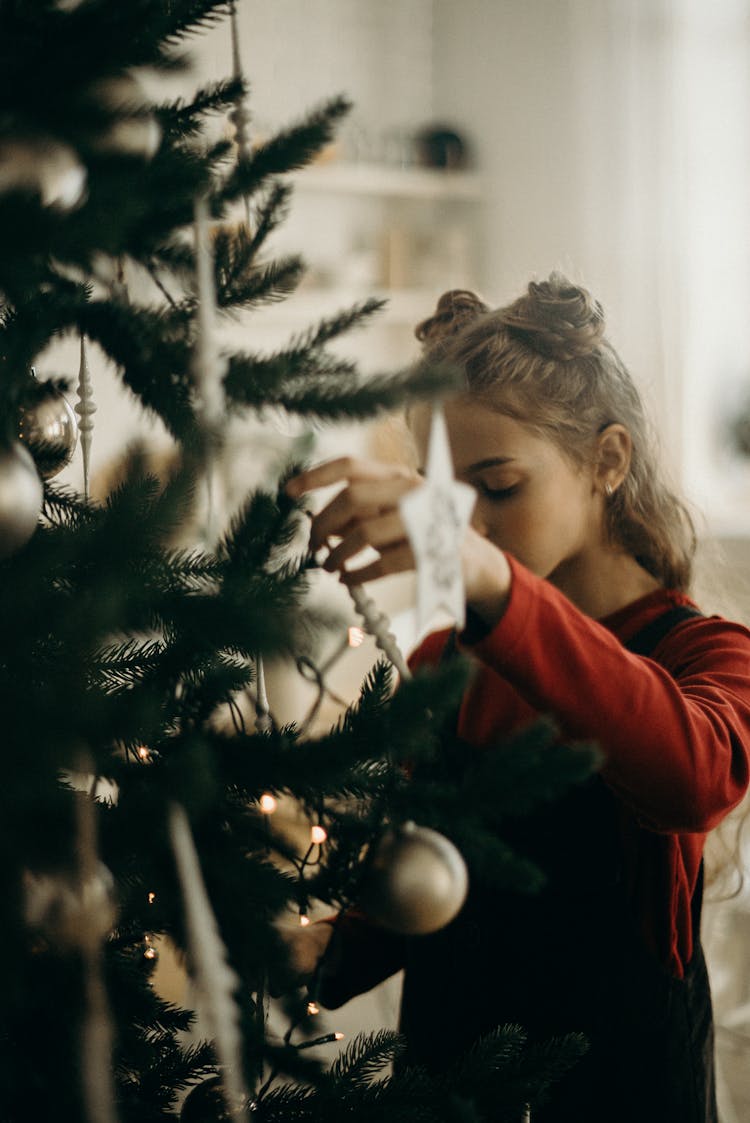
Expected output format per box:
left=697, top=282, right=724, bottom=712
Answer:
left=285, top=274, right=750, bottom=1122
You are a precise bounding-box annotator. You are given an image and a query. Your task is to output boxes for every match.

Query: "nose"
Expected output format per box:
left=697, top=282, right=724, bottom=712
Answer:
left=470, top=509, right=490, bottom=538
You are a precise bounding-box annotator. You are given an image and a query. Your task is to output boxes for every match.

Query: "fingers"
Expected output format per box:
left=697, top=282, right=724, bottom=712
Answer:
left=287, top=456, right=421, bottom=585
left=339, top=542, right=416, bottom=586
left=323, top=510, right=406, bottom=572
left=287, top=456, right=414, bottom=498
left=268, top=922, right=334, bottom=997
left=311, top=477, right=416, bottom=551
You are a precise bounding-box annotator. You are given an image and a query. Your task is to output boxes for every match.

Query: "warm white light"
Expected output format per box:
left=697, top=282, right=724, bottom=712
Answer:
left=137, top=746, right=151, bottom=762
left=334, top=1032, right=345, bottom=1041
left=307, top=1001, right=320, bottom=1016
left=348, top=626, right=365, bottom=648
left=299, top=914, right=310, bottom=927
left=143, top=936, right=157, bottom=960
left=147, top=891, right=156, bottom=905
left=260, top=793, right=277, bottom=814
left=310, top=825, right=327, bottom=845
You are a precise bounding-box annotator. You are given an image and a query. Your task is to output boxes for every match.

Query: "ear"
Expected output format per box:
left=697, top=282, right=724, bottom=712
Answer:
left=594, top=424, right=631, bottom=496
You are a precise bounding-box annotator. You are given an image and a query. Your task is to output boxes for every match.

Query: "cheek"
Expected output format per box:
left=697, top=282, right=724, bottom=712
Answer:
left=473, top=489, right=589, bottom=573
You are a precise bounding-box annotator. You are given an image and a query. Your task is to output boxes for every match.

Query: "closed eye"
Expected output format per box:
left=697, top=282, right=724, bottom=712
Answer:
left=475, top=481, right=519, bottom=501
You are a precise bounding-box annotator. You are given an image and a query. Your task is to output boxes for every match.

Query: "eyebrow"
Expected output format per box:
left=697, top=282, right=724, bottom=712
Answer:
left=462, top=456, right=515, bottom=473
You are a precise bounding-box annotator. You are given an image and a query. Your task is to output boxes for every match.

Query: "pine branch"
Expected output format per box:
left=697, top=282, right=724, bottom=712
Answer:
left=217, top=96, right=352, bottom=204
left=217, top=255, right=305, bottom=309
left=225, top=352, right=461, bottom=420
left=465, top=721, right=601, bottom=822
left=246, top=181, right=295, bottom=259
left=328, top=1030, right=406, bottom=1090
left=218, top=486, right=301, bottom=574
left=156, top=77, right=244, bottom=140
left=79, top=299, right=196, bottom=437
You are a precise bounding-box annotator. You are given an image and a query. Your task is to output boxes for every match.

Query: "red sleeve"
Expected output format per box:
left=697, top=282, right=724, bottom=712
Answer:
left=460, top=555, right=750, bottom=833
left=316, top=912, right=406, bottom=1010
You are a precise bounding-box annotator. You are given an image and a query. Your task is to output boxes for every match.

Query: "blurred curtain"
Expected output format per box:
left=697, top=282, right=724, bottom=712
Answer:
left=569, top=0, right=750, bottom=528
left=569, top=5, right=750, bottom=1118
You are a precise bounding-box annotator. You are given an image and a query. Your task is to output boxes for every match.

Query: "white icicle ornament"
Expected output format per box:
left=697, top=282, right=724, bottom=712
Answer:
left=359, top=821, right=469, bottom=935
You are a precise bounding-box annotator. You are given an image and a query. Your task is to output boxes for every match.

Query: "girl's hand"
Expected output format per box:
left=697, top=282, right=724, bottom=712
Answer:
left=269, top=921, right=334, bottom=997
left=286, top=457, right=512, bottom=630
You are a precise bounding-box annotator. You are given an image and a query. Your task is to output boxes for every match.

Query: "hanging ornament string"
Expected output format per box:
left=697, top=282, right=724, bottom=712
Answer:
left=345, top=581, right=411, bottom=682
left=164, top=195, right=253, bottom=1117
left=75, top=335, right=96, bottom=502
left=228, top=1, right=253, bottom=227
left=168, top=803, right=250, bottom=1123
left=192, top=193, right=227, bottom=543
left=75, top=757, right=119, bottom=1123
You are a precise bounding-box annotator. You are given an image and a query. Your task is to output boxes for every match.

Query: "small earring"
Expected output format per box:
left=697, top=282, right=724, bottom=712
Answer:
left=605, top=482, right=614, bottom=497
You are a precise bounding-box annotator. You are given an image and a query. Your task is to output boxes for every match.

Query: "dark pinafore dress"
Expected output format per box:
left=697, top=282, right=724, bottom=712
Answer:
left=399, top=605, right=717, bottom=1122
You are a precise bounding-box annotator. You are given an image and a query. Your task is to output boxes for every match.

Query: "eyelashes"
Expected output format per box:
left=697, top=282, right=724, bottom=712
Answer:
left=475, top=481, right=519, bottom=502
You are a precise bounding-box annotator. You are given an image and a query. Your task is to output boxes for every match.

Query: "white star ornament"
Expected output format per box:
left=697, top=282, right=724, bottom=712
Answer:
left=398, top=404, right=476, bottom=632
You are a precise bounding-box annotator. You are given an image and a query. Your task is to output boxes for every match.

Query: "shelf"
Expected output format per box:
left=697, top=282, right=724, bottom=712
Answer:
left=291, top=162, right=483, bottom=201
left=215, top=289, right=440, bottom=356
left=248, top=287, right=438, bottom=326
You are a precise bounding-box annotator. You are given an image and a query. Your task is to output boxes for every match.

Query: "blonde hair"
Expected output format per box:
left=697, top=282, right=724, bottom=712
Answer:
left=415, top=274, right=696, bottom=591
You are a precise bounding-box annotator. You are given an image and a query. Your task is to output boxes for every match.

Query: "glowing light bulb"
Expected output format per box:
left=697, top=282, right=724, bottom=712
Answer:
left=143, top=935, right=157, bottom=961
left=307, top=1001, right=319, bottom=1016
left=310, top=825, right=327, bottom=845
left=299, top=914, right=310, bottom=927
left=147, top=891, right=156, bottom=905
left=348, top=626, right=365, bottom=648
left=259, top=793, right=277, bottom=814
left=137, top=746, right=151, bottom=762
left=334, top=1032, right=345, bottom=1041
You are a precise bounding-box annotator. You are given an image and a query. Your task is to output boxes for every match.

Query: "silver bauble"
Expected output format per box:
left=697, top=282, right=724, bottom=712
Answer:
left=0, top=138, right=87, bottom=210
left=0, top=443, right=43, bottom=559
left=88, top=73, right=161, bottom=159
left=23, top=863, right=118, bottom=951
left=19, top=381, right=79, bottom=479
left=359, top=821, right=469, bottom=935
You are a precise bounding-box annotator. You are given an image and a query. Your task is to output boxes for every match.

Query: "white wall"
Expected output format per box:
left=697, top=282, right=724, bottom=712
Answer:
left=432, top=0, right=750, bottom=540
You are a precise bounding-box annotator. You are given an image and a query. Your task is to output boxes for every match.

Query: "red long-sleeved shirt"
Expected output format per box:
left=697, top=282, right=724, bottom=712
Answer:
left=414, top=555, right=750, bottom=976
left=322, top=555, right=750, bottom=1006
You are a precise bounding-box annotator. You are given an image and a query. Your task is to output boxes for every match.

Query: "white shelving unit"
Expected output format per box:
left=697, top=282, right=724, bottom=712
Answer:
left=243, top=160, right=485, bottom=358
left=293, top=161, right=483, bottom=202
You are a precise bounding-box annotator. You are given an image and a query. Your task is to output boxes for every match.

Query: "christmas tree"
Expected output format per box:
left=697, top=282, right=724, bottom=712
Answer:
left=0, top=3, right=594, bottom=1120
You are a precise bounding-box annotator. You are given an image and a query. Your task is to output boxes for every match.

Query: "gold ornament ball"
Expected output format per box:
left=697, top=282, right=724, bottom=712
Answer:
left=0, top=137, right=87, bottom=210
left=19, top=381, right=79, bottom=479
left=0, top=442, right=44, bottom=560
left=23, top=863, right=118, bottom=952
left=359, top=821, right=469, bottom=935
left=180, top=1076, right=230, bottom=1123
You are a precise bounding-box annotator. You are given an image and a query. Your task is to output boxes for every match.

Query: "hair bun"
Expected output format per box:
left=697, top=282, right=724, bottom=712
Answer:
left=415, top=289, right=488, bottom=348
left=502, top=272, right=605, bottom=361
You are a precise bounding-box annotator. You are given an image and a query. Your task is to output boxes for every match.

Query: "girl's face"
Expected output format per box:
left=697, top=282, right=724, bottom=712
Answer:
left=410, top=396, right=603, bottom=586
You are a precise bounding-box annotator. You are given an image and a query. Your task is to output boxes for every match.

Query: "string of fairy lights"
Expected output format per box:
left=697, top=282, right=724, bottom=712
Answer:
left=131, top=612, right=374, bottom=1073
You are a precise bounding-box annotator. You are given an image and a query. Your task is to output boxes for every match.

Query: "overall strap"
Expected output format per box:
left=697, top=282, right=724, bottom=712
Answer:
left=623, top=602, right=707, bottom=938
left=624, top=603, right=703, bottom=657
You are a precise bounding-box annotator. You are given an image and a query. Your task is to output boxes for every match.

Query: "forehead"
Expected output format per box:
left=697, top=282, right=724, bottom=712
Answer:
left=410, top=396, right=544, bottom=473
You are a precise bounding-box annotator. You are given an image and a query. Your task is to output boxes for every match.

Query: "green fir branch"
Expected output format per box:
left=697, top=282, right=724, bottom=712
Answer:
left=217, top=254, right=305, bottom=308
left=217, top=95, right=353, bottom=204
left=327, top=1030, right=407, bottom=1090
left=156, top=76, right=244, bottom=139
left=245, top=180, right=295, bottom=258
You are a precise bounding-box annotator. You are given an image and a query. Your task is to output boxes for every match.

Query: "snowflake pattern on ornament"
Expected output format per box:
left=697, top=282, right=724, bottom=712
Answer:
left=399, top=404, right=475, bottom=631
